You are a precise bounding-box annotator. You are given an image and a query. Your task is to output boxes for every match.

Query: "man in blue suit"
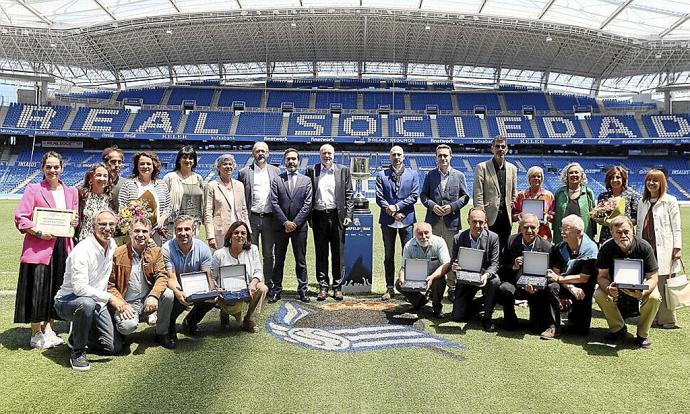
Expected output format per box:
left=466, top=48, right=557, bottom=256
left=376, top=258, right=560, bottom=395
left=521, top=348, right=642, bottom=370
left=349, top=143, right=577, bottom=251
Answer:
left=376, top=145, right=419, bottom=301
left=269, top=148, right=313, bottom=303
left=420, top=144, right=470, bottom=302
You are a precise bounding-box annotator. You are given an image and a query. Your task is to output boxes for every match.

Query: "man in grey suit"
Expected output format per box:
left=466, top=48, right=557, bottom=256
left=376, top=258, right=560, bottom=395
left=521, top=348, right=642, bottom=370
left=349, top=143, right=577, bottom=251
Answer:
left=473, top=136, right=517, bottom=249
left=445, top=208, right=501, bottom=332
left=269, top=148, right=313, bottom=303
left=306, top=144, right=354, bottom=301
left=420, top=144, right=470, bottom=301
left=238, top=142, right=281, bottom=289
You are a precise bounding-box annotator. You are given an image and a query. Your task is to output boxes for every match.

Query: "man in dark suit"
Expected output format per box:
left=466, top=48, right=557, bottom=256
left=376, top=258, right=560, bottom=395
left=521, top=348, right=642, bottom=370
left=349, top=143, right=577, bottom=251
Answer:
left=447, top=208, right=501, bottom=332
left=473, top=136, right=517, bottom=249
left=238, top=142, right=281, bottom=289
left=497, top=213, right=552, bottom=332
left=420, top=144, right=470, bottom=302
left=375, top=145, right=420, bottom=301
left=269, top=148, right=313, bottom=303
left=306, top=144, right=354, bottom=301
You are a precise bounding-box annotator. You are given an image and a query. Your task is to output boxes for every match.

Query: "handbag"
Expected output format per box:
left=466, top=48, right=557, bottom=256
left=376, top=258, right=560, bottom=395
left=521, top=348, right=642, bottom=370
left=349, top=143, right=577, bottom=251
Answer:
left=666, top=261, right=690, bottom=310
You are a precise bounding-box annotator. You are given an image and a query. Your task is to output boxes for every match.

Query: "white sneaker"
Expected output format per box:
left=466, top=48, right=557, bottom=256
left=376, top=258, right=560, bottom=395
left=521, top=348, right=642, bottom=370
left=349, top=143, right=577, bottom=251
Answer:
left=43, top=330, right=64, bottom=348
left=30, top=332, right=46, bottom=349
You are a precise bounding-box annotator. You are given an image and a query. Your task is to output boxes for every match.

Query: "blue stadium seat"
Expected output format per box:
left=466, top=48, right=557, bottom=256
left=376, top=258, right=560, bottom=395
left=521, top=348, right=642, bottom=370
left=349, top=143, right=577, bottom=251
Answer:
left=217, top=89, right=263, bottom=108
left=486, top=116, right=534, bottom=138
left=457, top=93, right=501, bottom=111
left=315, top=92, right=357, bottom=109
left=362, top=91, right=405, bottom=110
left=288, top=114, right=332, bottom=136
left=338, top=114, right=381, bottom=137
left=550, top=94, right=599, bottom=113
left=267, top=91, right=311, bottom=108
left=167, top=87, right=214, bottom=106
left=388, top=115, right=432, bottom=137
left=184, top=111, right=233, bottom=134
left=409, top=93, right=453, bottom=111
left=437, top=115, right=483, bottom=137
left=642, top=114, right=690, bottom=138
left=129, top=110, right=182, bottom=133
left=587, top=115, right=641, bottom=138
left=535, top=116, right=586, bottom=139
left=116, top=88, right=165, bottom=105
left=3, top=103, right=71, bottom=129
left=235, top=112, right=283, bottom=135
left=503, top=92, right=550, bottom=111
left=71, top=107, right=130, bottom=132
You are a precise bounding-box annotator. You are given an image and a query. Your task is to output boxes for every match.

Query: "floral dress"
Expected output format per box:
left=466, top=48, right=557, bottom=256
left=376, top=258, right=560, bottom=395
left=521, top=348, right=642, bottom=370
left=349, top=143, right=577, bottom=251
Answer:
left=77, top=193, right=112, bottom=241
left=596, top=188, right=639, bottom=244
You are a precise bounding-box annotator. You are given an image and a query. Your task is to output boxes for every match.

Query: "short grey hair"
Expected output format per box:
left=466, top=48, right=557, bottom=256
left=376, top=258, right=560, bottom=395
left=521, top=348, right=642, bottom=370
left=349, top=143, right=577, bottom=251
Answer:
left=174, top=214, right=196, bottom=230
left=526, top=166, right=544, bottom=182
left=215, top=154, right=236, bottom=171
left=319, top=143, right=334, bottom=153
left=610, top=215, right=633, bottom=230
left=519, top=213, right=540, bottom=228
left=561, top=214, right=584, bottom=233
left=560, top=162, right=588, bottom=186
left=91, top=208, right=117, bottom=225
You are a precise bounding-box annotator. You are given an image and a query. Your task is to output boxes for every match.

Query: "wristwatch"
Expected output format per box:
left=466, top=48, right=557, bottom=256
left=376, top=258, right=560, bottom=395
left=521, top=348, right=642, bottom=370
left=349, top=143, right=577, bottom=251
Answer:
left=35, top=230, right=43, bottom=238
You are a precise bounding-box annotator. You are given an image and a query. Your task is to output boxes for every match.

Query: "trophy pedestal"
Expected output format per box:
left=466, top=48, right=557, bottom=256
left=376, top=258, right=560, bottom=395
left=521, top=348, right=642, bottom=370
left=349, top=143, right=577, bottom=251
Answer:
left=353, top=197, right=369, bottom=214
left=342, top=212, right=373, bottom=294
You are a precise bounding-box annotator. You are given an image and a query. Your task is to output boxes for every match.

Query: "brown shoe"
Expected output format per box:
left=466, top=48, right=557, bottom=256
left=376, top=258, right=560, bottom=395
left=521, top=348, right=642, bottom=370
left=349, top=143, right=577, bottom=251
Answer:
left=381, top=289, right=395, bottom=301
left=334, top=290, right=344, bottom=301
left=242, top=318, right=259, bottom=333
left=540, top=325, right=559, bottom=340
left=317, top=289, right=329, bottom=301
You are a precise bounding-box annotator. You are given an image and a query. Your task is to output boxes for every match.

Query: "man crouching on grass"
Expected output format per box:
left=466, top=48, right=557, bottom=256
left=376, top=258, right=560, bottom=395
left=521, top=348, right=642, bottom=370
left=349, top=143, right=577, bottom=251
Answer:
left=108, top=218, right=176, bottom=349
left=54, top=209, right=125, bottom=371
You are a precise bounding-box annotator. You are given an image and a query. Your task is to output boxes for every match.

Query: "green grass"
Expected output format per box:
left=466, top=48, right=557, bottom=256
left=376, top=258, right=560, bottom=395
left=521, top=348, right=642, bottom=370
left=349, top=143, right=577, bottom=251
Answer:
left=1, top=199, right=690, bottom=413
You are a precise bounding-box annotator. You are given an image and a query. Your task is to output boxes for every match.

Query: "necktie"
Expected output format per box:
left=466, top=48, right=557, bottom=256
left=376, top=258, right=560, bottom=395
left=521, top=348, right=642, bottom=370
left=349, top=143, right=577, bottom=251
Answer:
left=288, top=173, right=295, bottom=194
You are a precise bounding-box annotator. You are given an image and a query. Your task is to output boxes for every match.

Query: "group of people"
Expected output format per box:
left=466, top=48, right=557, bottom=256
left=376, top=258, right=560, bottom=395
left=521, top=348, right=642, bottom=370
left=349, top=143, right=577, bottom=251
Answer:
left=12, top=137, right=682, bottom=371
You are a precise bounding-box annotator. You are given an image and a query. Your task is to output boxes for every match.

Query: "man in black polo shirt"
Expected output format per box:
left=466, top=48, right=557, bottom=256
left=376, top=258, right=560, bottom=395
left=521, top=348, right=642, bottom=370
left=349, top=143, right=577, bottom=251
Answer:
left=594, top=216, right=661, bottom=348
left=497, top=213, right=552, bottom=332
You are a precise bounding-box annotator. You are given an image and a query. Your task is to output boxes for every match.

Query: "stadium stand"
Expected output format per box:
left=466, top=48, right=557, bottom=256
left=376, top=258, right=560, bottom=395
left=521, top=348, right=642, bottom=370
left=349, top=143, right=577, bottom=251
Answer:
left=551, top=93, right=599, bottom=113
left=486, top=115, right=535, bottom=138
left=456, top=92, right=502, bottom=111
left=115, top=88, right=165, bottom=105
left=503, top=92, right=550, bottom=111
left=642, top=114, right=690, bottom=138
left=437, top=115, right=483, bottom=137
left=129, top=110, right=182, bottom=133
left=388, top=115, right=432, bottom=137
left=167, top=87, right=214, bottom=107
left=217, top=89, right=263, bottom=108
left=184, top=111, right=233, bottom=134
left=362, top=91, right=405, bottom=110
left=266, top=90, right=311, bottom=108
left=3, top=103, right=71, bottom=129
left=71, top=107, right=130, bottom=132
left=235, top=112, right=283, bottom=135
left=410, top=92, right=453, bottom=111
left=56, top=90, right=114, bottom=100
left=587, top=115, right=642, bottom=138
left=315, top=91, right=358, bottom=109
left=288, top=113, right=333, bottom=136
left=338, top=114, right=381, bottom=137
left=535, top=116, right=587, bottom=139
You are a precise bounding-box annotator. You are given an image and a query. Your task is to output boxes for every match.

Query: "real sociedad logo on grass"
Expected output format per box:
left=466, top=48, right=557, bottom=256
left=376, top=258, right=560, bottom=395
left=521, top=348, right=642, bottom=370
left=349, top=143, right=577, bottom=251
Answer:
left=267, top=301, right=463, bottom=353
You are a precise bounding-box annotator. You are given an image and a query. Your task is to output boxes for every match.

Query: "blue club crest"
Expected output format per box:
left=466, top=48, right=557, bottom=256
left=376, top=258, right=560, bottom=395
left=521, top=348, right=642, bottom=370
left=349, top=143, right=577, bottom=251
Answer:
left=266, top=301, right=464, bottom=353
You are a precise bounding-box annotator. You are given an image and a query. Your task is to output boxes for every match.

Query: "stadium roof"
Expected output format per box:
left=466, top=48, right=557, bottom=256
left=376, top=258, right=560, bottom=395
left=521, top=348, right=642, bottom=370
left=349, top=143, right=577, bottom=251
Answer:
left=0, top=1, right=689, bottom=91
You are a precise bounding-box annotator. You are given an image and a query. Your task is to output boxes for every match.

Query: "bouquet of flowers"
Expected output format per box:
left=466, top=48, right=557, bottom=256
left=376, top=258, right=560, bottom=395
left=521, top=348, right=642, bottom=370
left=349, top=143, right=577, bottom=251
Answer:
left=118, top=199, right=153, bottom=234
left=590, top=196, right=625, bottom=225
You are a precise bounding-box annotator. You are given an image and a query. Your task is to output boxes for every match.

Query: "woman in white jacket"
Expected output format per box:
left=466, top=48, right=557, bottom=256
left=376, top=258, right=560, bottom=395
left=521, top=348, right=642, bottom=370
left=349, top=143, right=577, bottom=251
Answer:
left=637, top=169, right=682, bottom=328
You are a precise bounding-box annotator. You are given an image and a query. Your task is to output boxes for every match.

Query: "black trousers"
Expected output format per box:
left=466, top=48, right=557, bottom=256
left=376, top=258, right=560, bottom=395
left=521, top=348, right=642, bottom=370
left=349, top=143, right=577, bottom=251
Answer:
left=396, top=277, right=446, bottom=312
left=272, top=229, right=308, bottom=295
left=497, top=281, right=542, bottom=329
left=312, top=209, right=344, bottom=291
left=543, top=281, right=594, bottom=334
left=489, top=207, right=511, bottom=250
left=169, top=298, right=216, bottom=335
left=451, top=277, right=501, bottom=322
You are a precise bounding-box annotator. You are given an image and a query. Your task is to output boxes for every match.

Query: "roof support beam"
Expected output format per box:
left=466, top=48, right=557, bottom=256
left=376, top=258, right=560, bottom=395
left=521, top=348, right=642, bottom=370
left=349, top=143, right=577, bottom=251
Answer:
left=537, top=0, right=555, bottom=20
left=92, top=0, right=116, bottom=20
left=659, top=13, right=690, bottom=38
left=13, top=0, right=52, bottom=25
left=235, top=0, right=242, bottom=9
left=168, top=0, right=180, bottom=13
left=599, top=0, right=632, bottom=30
left=418, top=0, right=423, bottom=8
left=477, top=0, right=487, bottom=14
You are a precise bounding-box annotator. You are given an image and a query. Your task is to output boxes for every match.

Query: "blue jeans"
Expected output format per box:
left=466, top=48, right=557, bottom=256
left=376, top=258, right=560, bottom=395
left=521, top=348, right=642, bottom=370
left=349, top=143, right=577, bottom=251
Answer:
left=381, top=225, right=413, bottom=289
left=54, top=295, right=121, bottom=355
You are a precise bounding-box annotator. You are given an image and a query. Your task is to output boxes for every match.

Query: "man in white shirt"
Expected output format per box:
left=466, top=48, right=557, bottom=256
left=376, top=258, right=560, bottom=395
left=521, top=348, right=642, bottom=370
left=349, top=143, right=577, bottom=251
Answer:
left=54, top=209, right=126, bottom=371
left=306, top=144, right=354, bottom=301
left=238, top=142, right=281, bottom=290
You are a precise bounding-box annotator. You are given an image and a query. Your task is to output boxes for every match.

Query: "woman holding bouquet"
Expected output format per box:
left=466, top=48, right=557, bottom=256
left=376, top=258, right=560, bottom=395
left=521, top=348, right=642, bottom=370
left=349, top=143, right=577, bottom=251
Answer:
left=76, top=163, right=114, bottom=242
left=592, top=166, right=639, bottom=244
left=118, top=151, right=171, bottom=244
left=637, top=169, right=682, bottom=329
left=512, top=166, right=555, bottom=240
left=552, top=162, right=596, bottom=243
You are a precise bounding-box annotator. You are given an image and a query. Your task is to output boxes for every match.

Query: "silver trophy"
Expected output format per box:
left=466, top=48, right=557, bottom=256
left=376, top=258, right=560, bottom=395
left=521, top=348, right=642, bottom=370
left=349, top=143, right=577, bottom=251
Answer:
left=350, top=156, right=370, bottom=213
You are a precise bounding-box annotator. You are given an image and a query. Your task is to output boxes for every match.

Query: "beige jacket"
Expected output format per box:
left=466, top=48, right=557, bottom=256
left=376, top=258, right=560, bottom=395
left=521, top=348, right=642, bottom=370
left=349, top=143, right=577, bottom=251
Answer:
left=204, top=179, right=249, bottom=247
left=472, top=158, right=517, bottom=226
left=637, top=193, right=682, bottom=275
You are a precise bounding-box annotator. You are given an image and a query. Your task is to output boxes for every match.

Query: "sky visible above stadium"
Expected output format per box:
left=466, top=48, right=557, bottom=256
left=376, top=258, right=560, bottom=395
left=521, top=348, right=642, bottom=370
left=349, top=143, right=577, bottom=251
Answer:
left=0, top=0, right=689, bottom=40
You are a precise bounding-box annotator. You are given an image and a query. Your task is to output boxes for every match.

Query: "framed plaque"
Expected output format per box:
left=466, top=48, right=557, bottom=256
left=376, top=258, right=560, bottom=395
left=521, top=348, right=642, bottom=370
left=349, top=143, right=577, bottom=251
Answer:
left=33, top=207, right=76, bottom=238
left=522, top=199, right=545, bottom=221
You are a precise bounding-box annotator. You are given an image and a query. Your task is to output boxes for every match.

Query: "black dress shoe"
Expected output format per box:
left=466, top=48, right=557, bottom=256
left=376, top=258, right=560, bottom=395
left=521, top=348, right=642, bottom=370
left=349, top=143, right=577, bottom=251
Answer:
left=433, top=309, right=445, bottom=319
left=447, top=289, right=456, bottom=303
left=299, top=293, right=311, bottom=303
left=182, top=318, right=199, bottom=337
left=220, top=311, right=230, bottom=327
left=333, top=290, right=344, bottom=301
left=156, top=334, right=177, bottom=349
left=605, top=325, right=628, bottom=342
left=317, top=289, right=329, bottom=301
left=268, top=292, right=281, bottom=303
left=503, top=316, right=519, bottom=331
left=482, top=319, right=497, bottom=333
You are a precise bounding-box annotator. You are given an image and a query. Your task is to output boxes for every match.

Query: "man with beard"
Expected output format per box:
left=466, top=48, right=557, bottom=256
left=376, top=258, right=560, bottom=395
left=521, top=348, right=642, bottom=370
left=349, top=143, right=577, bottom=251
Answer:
left=396, top=222, right=450, bottom=318
left=108, top=218, right=175, bottom=349
left=54, top=209, right=123, bottom=371
left=163, top=215, right=216, bottom=338
left=594, top=216, right=661, bottom=348
left=376, top=145, right=419, bottom=301
left=102, top=146, right=125, bottom=212
left=238, top=142, right=281, bottom=290
left=270, top=148, right=313, bottom=303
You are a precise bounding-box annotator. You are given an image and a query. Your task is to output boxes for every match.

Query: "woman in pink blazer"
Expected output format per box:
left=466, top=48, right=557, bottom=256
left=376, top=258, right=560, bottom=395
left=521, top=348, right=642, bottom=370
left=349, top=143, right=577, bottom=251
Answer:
left=14, top=151, right=79, bottom=349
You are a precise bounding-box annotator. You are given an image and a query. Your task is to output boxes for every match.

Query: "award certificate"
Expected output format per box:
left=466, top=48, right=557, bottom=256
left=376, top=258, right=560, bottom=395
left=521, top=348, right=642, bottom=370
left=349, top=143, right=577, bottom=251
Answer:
left=33, top=207, right=76, bottom=238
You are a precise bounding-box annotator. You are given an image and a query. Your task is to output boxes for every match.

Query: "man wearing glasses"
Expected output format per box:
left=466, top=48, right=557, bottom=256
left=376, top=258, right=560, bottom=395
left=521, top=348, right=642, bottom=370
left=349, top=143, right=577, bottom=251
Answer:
left=54, top=209, right=125, bottom=371
left=473, top=136, right=517, bottom=249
